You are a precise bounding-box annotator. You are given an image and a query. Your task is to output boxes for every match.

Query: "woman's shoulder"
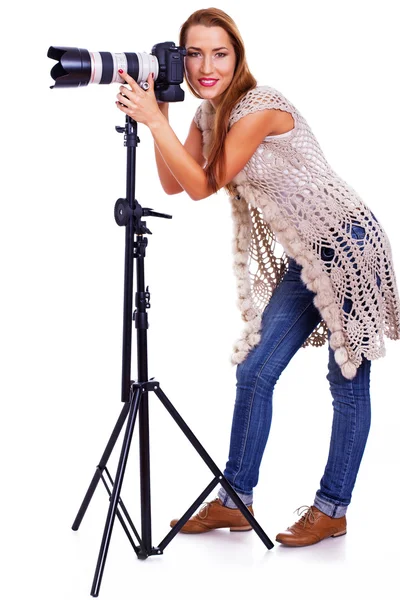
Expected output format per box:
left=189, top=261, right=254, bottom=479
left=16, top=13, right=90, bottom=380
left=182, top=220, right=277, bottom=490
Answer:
left=232, top=85, right=292, bottom=113
left=229, top=85, right=296, bottom=128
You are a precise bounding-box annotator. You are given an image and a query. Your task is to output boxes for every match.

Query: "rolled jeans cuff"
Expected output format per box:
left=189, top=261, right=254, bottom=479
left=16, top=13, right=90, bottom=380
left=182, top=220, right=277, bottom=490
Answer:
left=218, top=486, right=253, bottom=509
left=314, top=493, right=348, bottom=518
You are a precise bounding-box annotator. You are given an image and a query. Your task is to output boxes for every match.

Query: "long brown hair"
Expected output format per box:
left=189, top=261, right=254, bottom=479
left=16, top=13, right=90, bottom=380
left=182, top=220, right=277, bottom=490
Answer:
left=179, top=8, right=257, bottom=196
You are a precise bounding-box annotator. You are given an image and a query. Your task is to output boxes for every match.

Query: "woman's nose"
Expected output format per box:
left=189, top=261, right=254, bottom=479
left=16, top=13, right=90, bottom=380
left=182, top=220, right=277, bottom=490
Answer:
left=200, top=57, right=213, bottom=74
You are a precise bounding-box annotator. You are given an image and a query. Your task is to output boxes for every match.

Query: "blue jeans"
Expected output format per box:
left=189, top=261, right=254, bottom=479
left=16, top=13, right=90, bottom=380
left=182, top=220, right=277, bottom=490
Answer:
left=218, top=258, right=371, bottom=518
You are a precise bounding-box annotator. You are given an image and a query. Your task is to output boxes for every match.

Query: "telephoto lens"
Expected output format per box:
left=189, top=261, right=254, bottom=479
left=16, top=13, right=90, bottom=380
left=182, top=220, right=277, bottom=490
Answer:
left=47, top=47, right=159, bottom=88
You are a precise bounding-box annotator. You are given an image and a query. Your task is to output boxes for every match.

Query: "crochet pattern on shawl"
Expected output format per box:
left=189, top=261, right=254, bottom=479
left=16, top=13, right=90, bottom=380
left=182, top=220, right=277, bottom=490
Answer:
left=194, top=86, right=400, bottom=379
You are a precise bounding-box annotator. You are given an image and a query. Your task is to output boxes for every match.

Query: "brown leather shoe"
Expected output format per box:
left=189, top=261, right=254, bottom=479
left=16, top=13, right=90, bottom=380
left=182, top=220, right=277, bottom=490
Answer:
left=275, top=505, right=347, bottom=547
left=170, top=498, right=254, bottom=534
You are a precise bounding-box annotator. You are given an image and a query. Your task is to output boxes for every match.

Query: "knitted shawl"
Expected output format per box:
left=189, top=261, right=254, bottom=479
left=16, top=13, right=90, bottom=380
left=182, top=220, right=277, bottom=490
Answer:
left=194, top=86, right=400, bottom=379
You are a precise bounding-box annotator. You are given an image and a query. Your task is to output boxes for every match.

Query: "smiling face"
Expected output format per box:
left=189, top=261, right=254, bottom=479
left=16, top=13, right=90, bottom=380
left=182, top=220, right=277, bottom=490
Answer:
left=184, top=24, right=237, bottom=108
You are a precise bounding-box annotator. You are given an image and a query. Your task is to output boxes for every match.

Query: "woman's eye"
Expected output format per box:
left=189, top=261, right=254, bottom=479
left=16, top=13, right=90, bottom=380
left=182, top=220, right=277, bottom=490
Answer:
left=187, top=52, right=227, bottom=58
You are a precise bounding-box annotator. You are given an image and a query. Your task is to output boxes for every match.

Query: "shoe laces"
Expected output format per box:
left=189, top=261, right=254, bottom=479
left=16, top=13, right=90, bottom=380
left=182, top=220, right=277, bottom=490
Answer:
left=293, top=505, right=316, bottom=528
left=197, top=498, right=219, bottom=520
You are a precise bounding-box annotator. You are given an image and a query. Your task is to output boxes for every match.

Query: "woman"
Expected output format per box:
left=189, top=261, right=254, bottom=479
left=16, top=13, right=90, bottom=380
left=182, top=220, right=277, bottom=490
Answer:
left=116, top=8, right=400, bottom=546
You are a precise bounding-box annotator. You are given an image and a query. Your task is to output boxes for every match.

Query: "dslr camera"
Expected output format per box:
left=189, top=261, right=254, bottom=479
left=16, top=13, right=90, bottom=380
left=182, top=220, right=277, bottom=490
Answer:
left=48, top=41, right=186, bottom=102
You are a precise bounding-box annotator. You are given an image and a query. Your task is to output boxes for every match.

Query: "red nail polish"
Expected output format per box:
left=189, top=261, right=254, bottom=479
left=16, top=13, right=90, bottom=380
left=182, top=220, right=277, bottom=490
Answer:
left=118, top=69, right=123, bottom=74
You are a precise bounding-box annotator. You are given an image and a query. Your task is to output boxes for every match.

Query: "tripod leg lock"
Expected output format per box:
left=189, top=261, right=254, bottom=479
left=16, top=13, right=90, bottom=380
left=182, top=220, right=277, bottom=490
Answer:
left=136, top=289, right=151, bottom=310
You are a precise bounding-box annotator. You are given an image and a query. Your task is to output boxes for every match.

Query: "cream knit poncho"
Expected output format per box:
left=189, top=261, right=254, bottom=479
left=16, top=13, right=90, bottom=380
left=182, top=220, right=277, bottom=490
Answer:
left=194, top=86, right=400, bottom=380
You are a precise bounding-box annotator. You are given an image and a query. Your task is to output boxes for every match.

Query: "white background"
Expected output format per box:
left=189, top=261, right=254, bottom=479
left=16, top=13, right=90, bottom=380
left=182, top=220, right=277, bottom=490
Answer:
left=1, top=1, right=399, bottom=598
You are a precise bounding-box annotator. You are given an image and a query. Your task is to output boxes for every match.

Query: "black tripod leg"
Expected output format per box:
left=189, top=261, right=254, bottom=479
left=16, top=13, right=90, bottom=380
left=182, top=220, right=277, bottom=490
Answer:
left=153, top=386, right=274, bottom=550
left=91, top=387, right=142, bottom=598
left=72, top=401, right=131, bottom=531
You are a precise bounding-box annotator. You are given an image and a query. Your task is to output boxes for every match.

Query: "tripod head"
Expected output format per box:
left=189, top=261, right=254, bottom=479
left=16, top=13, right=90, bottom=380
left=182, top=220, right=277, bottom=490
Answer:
left=114, top=199, right=172, bottom=232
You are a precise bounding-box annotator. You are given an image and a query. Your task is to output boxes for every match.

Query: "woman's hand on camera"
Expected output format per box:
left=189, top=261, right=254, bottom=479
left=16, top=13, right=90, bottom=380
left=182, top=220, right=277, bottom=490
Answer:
left=116, top=70, right=162, bottom=128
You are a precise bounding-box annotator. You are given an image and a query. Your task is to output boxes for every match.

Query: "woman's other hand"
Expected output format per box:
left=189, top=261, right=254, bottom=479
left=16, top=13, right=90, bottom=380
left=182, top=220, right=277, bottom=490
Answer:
left=116, top=70, right=162, bottom=128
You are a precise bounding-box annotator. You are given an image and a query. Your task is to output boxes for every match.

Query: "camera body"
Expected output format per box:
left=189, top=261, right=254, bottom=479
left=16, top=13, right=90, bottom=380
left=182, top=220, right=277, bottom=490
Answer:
left=151, top=42, right=186, bottom=102
left=48, top=41, right=187, bottom=102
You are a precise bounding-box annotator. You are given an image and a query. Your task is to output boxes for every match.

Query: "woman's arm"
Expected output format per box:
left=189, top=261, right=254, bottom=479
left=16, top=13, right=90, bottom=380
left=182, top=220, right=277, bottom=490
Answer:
left=154, top=103, right=205, bottom=195
left=148, top=108, right=278, bottom=200
left=116, top=71, right=280, bottom=201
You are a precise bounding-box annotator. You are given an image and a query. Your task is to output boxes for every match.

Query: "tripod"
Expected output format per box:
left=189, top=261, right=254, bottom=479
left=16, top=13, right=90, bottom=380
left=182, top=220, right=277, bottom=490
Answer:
left=72, top=116, right=274, bottom=597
